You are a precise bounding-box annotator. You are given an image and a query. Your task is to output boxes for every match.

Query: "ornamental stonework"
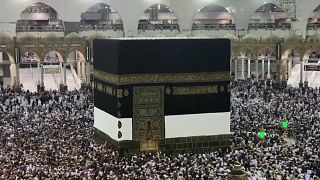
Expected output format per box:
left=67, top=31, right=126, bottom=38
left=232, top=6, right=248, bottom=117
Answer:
left=273, top=0, right=296, bottom=19
left=173, top=85, right=219, bottom=95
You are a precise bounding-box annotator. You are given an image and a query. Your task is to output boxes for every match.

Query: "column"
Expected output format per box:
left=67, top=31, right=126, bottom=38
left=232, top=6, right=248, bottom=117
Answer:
left=82, top=62, right=86, bottom=82
left=81, top=62, right=86, bottom=88
left=247, top=58, right=251, bottom=79
left=288, top=58, right=292, bottom=78
left=75, top=51, right=78, bottom=61
left=234, top=59, right=238, bottom=80
left=37, top=63, right=41, bottom=87
left=304, top=68, right=308, bottom=84
left=299, top=59, right=303, bottom=88
left=15, top=63, right=20, bottom=88
left=38, top=63, right=42, bottom=84
left=59, top=63, right=63, bottom=85
left=267, top=58, right=271, bottom=79
left=304, top=60, right=308, bottom=87
left=86, top=45, right=92, bottom=86
left=255, top=59, right=259, bottom=81
left=10, top=65, right=14, bottom=88
left=86, top=61, right=91, bottom=85
left=64, top=63, right=67, bottom=90
left=285, top=60, right=289, bottom=80
left=13, top=47, right=21, bottom=92
left=0, top=67, right=3, bottom=86
left=0, top=52, right=3, bottom=85
left=261, top=58, right=265, bottom=80
left=59, top=63, right=64, bottom=92
left=241, top=58, right=245, bottom=80
left=77, top=61, right=81, bottom=77
left=40, top=63, right=44, bottom=91
left=230, top=58, right=232, bottom=77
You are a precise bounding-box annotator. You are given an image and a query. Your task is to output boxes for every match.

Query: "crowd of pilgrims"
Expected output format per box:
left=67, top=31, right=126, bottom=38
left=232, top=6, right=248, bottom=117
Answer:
left=0, top=81, right=319, bottom=179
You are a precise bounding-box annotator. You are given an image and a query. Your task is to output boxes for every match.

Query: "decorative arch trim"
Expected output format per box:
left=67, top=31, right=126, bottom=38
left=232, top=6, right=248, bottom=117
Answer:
left=66, top=49, right=86, bottom=62
left=20, top=2, right=60, bottom=18
left=192, top=2, right=238, bottom=29
left=249, top=1, right=293, bottom=20
left=21, top=50, right=41, bottom=63
left=43, top=51, right=64, bottom=63
left=0, top=51, right=15, bottom=64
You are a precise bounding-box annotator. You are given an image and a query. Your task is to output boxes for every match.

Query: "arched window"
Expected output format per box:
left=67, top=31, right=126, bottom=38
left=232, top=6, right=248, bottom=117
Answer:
left=80, top=3, right=123, bottom=31
left=138, top=4, right=179, bottom=31
left=21, top=51, right=40, bottom=63
left=17, top=3, right=63, bottom=32
left=305, top=50, right=320, bottom=63
left=193, top=4, right=235, bottom=30
left=249, top=3, right=292, bottom=30
left=43, top=51, right=62, bottom=64
left=307, top=5, right=320, bottom=30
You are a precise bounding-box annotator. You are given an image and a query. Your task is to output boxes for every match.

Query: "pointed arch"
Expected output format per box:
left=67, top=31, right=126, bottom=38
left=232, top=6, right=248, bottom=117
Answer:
left=20, top=2, right=59, bottom=19
left=239, top=46, right=253, bottom=57
left=66, top=50, right=86, bottom=63
left=43, top=51, right=64, bottom=63
left=303, top=49, right=320, bottom=61
left=307, top=5, right=320, bottom=30
left=21, top=51, right=40, bottom=63
left=281, top=49, right=303, bottom=60
left=280, top=48, right=301, bottom=80
left=138, top=4, right=180, bottom=32
left=80, top=3, right=124, bottom=32
left=0, top=51, right=14, bottom=64
left=248, top=3, right=292, bottom=30
left=263, top=48, right=276, bottom=57
left=192, top=4, right=236, bottom=30
left=17, top=2, right=62, bottom=33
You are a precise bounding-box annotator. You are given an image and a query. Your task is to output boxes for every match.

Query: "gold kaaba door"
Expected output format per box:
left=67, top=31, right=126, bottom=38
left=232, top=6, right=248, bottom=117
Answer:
left=133, top=86, right=165, bottom=152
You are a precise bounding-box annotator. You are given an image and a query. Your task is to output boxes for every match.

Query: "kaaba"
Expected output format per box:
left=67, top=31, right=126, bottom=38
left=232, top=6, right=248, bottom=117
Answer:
left=93, top=38, right=230, bottom=155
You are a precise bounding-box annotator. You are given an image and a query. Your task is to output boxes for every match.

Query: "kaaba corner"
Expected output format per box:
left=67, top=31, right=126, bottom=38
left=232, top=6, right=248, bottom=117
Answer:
left=93, top=38, right=231, bottom=155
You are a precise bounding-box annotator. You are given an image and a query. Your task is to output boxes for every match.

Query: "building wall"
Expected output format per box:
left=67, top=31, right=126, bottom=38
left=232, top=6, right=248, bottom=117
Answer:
left=250, top=12, right=290, bottom=23
left=0, top=0, right=318, bottom=37
left=194, top=12, right=233, bottom=20
left=16, top=32, right=65, bottom=38
left=140, top=12, right=178, bottom=20
left=79, top=30, right=124, bottom=38
left=192, top=30, right=236, bottom=38
left=0, top=23, right=16, bottom=37
left=248, top=29, right=292, bottom=39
